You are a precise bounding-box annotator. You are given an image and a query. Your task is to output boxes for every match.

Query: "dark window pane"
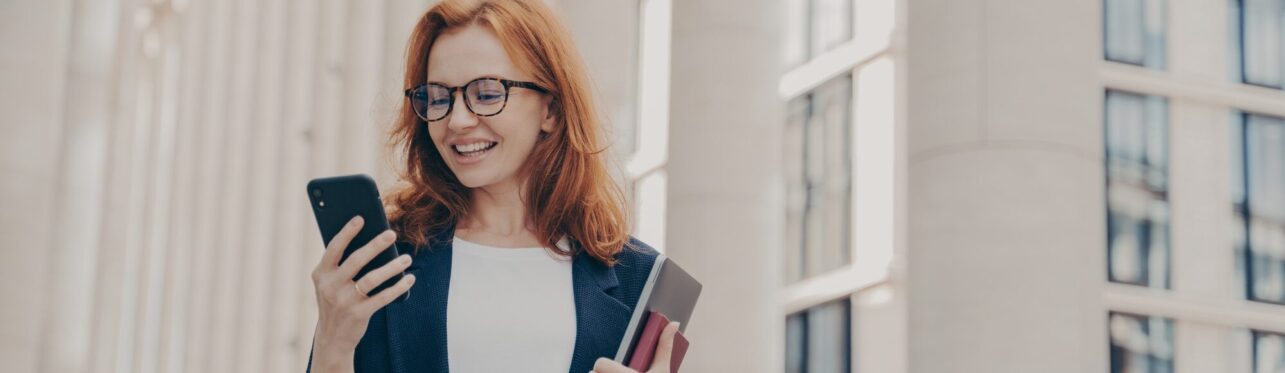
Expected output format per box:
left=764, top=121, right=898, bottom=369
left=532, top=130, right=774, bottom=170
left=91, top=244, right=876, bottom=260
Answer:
left=1108, top=312, right=1174, bottom=373
left=1238, top=0, right=1285, bottom=88
left=1104, top=0, right=1167, bottom=69
left=1239, top=113, right=1285, bottom=303
left=786, top=313, right=807, bottom=373
left=786, top=75, right=853, bottom=283
left=785, top=0, right=853, bottom=67
left=786, top=96, right=810, bottom=283
left=1106, top=90, right=1171, bottom=289
left=785, top=299, right=851, bottom=373
left=1233, top=112, right=1251, bottom=297
left=1254, top=331, right=1285, bottom=373
left=806, top=77, right=852, bottom=278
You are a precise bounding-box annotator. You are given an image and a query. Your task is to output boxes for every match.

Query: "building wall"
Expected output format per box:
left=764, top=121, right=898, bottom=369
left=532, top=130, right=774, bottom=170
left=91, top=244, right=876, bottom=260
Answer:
left=903, top=0, right=1106, bottom=371
left=1099, top=0, right=1285, bottom=372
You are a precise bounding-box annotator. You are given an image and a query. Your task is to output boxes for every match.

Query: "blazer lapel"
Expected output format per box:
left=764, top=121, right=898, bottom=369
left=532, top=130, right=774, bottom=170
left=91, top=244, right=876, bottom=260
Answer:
left=567, top=250, right=632, bottom=373
left=385, top=227, right=454, bottom=373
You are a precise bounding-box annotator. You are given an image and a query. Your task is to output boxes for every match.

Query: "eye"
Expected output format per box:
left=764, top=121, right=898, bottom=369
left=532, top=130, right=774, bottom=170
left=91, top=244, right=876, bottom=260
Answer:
left=474, top=91, right=504, bottom=103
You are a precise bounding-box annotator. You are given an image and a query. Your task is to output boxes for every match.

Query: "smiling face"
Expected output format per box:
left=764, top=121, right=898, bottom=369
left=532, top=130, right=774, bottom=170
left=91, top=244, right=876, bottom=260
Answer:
left=425, top=22, right=555, bottom=190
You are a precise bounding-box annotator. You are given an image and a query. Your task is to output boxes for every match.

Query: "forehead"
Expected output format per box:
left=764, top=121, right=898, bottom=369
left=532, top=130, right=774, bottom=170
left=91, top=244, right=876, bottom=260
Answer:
left=426, top=22, right=527, bottom=86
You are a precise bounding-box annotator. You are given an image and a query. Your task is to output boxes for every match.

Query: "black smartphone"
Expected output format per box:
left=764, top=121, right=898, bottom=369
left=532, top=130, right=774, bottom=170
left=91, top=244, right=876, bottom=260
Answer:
left=307, top=174, right=408, bottom=302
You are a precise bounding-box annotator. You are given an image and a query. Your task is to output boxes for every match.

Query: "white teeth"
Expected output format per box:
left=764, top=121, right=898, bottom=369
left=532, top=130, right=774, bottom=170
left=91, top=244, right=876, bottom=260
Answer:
left=453, top=141, right=495, bottom=154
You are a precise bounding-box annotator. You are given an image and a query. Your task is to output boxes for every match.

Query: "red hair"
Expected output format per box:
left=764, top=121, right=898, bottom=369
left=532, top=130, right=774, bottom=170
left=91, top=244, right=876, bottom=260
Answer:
left=386, top=0, right=629, bottom=265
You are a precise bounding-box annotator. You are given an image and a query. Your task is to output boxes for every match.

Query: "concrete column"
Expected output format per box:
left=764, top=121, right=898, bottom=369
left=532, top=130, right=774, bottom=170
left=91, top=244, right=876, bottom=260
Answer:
left=0, top=0, right=73, bottom=371
left=665, top=0, right=783, bottom=372
left=29, top=0, right=121, bottom=372
left=904, top=0, right=1105, bottom=372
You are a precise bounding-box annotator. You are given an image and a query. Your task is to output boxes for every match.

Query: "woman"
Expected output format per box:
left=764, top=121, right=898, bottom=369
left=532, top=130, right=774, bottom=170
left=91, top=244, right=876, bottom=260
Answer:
left=306, top=1, right=679, bottom=372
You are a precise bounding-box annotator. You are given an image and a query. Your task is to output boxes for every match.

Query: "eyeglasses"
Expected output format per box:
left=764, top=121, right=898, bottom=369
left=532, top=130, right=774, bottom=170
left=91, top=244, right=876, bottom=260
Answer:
left=404, top=77, right=549, bottom=122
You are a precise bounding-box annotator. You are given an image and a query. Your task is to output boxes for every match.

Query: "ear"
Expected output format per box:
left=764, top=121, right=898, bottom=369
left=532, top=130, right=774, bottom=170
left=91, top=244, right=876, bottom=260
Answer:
left=539, top=96, right=558, bottom=133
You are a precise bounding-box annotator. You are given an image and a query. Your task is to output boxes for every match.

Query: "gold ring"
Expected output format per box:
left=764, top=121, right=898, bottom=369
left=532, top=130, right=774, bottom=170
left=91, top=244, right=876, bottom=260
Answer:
left=354, top=281, right=366, bottom=296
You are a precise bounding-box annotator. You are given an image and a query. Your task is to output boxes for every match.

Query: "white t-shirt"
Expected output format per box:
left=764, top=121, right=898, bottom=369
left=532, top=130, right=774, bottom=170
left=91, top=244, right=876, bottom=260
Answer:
left=446, top=235, right=577, bottom=372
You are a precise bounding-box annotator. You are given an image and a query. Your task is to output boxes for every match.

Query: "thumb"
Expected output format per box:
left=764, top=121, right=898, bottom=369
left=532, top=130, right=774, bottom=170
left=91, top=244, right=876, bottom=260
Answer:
left=648, top=322, right=680, bottom=373
left=592, top=357, right=632, bottom=373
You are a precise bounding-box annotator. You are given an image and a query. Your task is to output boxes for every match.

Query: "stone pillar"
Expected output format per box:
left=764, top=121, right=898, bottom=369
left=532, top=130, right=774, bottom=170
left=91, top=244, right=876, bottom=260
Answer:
left=665, top=0, right=783, bottom=371
left=903, top=0, right=1106, bottom=372
left=0, top=0, right=73, bottom=372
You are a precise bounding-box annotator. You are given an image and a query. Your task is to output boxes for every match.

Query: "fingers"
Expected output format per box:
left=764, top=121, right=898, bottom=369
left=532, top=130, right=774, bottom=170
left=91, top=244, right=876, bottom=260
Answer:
left=361, top=274, right=416, bottom=310
left=591, top=323, right=680, bottom=373
left=338, top=230, right=397, bottom=278
left=591, top=357, right=633, bottom=373
left=649, top=322, right=681, bottom=373
left=321, top=216, right=364, bottom=268
left=354, top=254, right=413, bottom=296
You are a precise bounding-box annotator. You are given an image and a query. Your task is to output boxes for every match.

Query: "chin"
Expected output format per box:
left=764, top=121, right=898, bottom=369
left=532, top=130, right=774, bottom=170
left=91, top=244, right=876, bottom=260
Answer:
left=452, top=169, right=510, bottom=189
left=454, top=174, right=491, bottom=189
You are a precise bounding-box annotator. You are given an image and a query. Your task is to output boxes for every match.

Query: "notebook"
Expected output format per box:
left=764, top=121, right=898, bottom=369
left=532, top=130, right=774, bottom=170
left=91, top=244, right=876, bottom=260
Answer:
left=613, top=255, right=702, bottom=368
left=626, top=311, right=690, bottom=371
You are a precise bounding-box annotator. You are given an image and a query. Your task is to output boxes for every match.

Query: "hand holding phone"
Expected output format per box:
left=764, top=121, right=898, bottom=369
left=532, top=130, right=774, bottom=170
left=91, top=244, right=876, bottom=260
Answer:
left=306, top=175, right=415, bottom=370
left=307, top=174, right=410, bottom=299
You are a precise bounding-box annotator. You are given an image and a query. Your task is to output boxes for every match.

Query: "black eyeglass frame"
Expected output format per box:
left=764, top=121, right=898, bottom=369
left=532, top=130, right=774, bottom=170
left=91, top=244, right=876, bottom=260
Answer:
left=403, top=77, right=549, bottom=122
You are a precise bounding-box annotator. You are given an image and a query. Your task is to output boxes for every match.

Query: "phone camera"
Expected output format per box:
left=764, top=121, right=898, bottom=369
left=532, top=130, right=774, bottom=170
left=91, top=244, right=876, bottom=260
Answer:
left=312, top=188, right=326, bottom=209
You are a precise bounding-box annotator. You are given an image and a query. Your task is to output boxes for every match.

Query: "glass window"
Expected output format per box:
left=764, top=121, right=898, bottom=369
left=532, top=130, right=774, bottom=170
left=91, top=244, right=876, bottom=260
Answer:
left=1255, top=331, right=1285, bottom=373
left=784, top=0, right=853, bottom=67
left=1236, top=0, right=1285, bottom=88
left=1236, top=113, right=1285, bottom=303
left=811, top=0, right=852, bottom=57
left=785, top=75, right=853, bottom=283
left=785, top=299, right=851, bottom=373
left=1109, top=312, right=1175, bottom=373
left=785, top=0, right=810, bottom=67
left=1106, top=90, right=1171, bottom=289
left=1104, top=0, right=1167, bottom=69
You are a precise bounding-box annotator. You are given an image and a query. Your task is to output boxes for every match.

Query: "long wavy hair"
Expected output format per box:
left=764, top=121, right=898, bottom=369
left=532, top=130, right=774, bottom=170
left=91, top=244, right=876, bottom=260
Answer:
left=386, top=0, right=629, bottom=265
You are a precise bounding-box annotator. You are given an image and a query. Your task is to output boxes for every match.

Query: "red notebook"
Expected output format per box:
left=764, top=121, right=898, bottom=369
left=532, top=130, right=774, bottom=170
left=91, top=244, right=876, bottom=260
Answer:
left=626, top=311, right=690, bottom=372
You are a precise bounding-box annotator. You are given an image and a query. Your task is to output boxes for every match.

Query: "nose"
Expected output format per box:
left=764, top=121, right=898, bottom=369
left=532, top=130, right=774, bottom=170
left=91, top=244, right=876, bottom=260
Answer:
left=445, top=90, right=479, bottom=131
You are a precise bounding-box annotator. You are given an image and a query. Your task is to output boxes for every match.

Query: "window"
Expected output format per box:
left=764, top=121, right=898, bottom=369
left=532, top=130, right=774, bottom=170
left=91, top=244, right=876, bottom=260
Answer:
left=1109, top=312, right=1175, bottom=373
left=1233, top=0, right=1285, bottom=88
left=1255, top=331, right=1285, bottom=373
left=784, top=0, right=853, bottom=67
left=1104, top=0, right=1167, bottom=69
left=627, top=0, right=673, bottom=250
left=1234, top=113, right=1285, bottom=303
left=786, top=298, right=851, bottom=373
left=785, top=76, right=853, bottom=283
left=1106, top=90, right=1171, bottom=289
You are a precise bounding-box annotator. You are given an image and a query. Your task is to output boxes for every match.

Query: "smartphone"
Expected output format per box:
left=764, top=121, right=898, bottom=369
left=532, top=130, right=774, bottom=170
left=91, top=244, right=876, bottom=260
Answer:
left=307, top=174, right=408, bottom=302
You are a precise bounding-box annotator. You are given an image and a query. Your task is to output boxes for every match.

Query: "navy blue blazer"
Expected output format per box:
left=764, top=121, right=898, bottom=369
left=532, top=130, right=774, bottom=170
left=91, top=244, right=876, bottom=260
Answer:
left=307, top=226, right=660, bottom=373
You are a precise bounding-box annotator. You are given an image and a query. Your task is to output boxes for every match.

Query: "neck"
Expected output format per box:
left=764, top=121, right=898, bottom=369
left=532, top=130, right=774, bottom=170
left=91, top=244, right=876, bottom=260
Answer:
left=460, top=177, right=532, bottom=237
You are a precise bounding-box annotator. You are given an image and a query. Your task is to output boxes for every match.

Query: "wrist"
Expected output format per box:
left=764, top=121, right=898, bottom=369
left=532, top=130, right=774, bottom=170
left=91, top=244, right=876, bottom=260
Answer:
left=311, top=340, right=357, bottom=373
